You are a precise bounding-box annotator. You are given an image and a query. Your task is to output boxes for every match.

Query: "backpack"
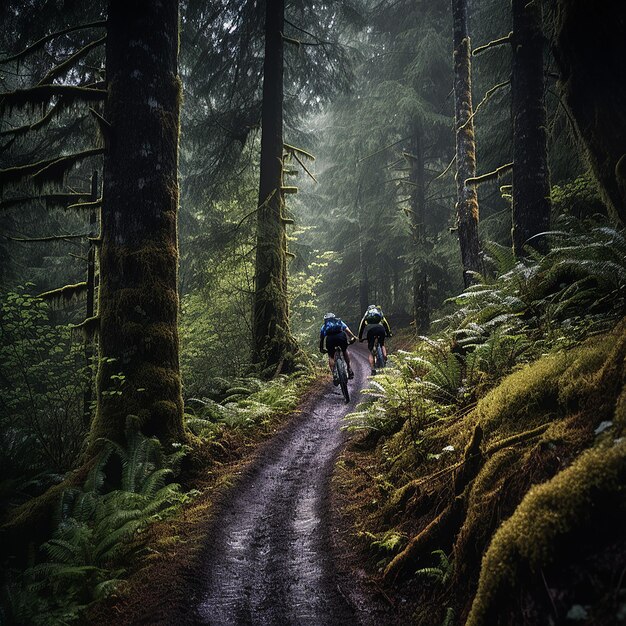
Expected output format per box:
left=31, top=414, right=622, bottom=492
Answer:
left=365, top=307, right=382, bottom=324
left=324, top=318, right=344, bottom=335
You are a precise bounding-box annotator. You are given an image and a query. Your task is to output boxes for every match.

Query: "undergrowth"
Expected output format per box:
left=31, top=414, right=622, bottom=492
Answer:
left=339, top=217, right=626, bottom=625
left=2, top=417, right=195, bottom=625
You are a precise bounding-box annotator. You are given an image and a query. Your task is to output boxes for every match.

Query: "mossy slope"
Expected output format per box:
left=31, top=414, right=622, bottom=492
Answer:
left=337, top=318, right=626, bottom=625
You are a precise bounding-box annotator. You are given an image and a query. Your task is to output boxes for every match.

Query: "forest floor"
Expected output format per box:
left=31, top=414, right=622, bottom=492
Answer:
left=91, top=344, right=395, bottom=625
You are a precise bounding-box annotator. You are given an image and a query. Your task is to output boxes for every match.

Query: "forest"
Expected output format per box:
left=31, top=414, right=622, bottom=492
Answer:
left=0, top=0, right=625, bottom=624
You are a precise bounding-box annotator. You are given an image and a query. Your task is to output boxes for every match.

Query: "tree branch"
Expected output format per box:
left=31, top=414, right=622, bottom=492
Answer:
left=0, top=84, right=106, bottom=111
left=0, top=101, right=62, bottom=137
left=465, top=162, right=514, bottom=185
left=38, top=282, right=88, bottom=303
left=292, top=151, right=318, bottom=183
left=472, top=32, right=513, bottom=56
left=38, top=36, right=106, bottom=85
left=459, top=80, right=510, bottom=130
left=0, top=192, right=89, bottom=210
left=4, top=233, right=90, bottom=242
left=284, top=19, right=334, bottom=46
left=0, top=148, right=104, bottom=188
left=66, top=198, right=102, bottom=210
left=0, top=21, right=107, bottom=64
left=357, top=135, right=412, bottom=163
left=432, top=155, right=457, bottom=182
left=284, top=142, right=315, bottom=161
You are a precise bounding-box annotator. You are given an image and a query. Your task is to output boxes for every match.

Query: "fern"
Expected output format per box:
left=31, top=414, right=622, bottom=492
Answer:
left=10, top=426, right=193, bottom=624
left=415, top=550, right=454, bottom=586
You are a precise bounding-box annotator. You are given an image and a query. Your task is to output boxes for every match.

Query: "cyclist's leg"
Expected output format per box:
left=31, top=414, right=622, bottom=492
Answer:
left=366, top=327, right=377, bottom=373
left=344, top=349, right=355, bottom=378
left=378, top=331, right=388, bottom=361
left=326, top=335, right=339, bottom=373
left=335, top=335, right=353, bottom=377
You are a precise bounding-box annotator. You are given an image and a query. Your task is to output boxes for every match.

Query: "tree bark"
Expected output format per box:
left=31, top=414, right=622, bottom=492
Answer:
left=511, top=0, right=551, bottom=256
left=552, top=0, right=626, bottom=225
left=452, top=0, right=482, bottom=287
left=83, top=169, right=98, bottom=425
left=252, top=0, right=297, bottom=376
left=91, top=0, right=184, bottom=446
left=356, top=174, right=369, bottom=315
left=407, top=125, right=429, bottom=334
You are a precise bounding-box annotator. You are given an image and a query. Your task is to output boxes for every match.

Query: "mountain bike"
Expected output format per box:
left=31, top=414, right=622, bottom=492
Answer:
left=371, top=336, right=386, bottom=370
left=333, top=345, right=351, bottom=403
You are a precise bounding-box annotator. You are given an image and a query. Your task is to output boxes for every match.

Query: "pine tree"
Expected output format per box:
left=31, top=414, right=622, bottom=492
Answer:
left=252, top=0, right=298, bottom=375
left=407, top=122, right=430, bottom=333
left=552, top=0, right=626, bottom=224
left=90, top=0, right=185, bottom=446
left=452, top=0, right=482, bottom=286
left=511, top=0, right=551, bottom=255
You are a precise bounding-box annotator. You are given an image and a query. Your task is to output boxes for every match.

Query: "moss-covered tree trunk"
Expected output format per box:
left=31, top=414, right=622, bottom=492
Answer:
left=553, top=1, right=626, bottom=224
left=83, top=169, right=98, bottom=425
left=91, top=0, right=184, bottom=446
left=252, top=0, right=297, bottom=376
left=511, top=0, right=551, bottom=256
left=408, top=125, right=429, bottom=334
left=452, top=0, right=482, bottom=287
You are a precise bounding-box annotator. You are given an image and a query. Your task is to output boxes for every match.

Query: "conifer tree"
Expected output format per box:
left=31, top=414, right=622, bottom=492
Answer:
left=511, top=0, right=551, bottom=255
left=90, top=0, right=185, bottom=446
left=452, top=0, right=482, bottom=286
left=407, top=122, right=429, bottom=333
left=552, top=0, right=626, bottom=224
left=252, top=0, right=298, bottom=375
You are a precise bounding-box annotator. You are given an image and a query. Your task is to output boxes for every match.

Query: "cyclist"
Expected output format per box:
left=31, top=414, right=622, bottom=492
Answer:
left=319, top=312, right=357, bottom=383
left=358, top=304, right=392, bottom=375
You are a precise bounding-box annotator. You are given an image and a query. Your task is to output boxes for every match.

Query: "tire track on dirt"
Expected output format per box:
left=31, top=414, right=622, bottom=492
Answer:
left=196, top=346, right=371, bottom=625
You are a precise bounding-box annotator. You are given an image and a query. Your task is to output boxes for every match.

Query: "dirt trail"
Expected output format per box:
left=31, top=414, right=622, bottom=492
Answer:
left=196, top=345, right=377, bottom=625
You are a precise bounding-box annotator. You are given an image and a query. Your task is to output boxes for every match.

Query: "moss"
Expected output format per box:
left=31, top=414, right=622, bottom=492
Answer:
left=474, top=328, right=619, bottom=440
left=466, top=440, right=626, bottom=626
left=453, top=449, right=517, bottom=579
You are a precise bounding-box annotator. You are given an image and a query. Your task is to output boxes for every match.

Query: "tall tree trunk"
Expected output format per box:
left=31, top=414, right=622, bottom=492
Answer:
left=511, top=0, right=551, bottom=256
left=91, top=0, right=184, bottom=446
left=83, top=169, right=98, bottom=425
left=552, top=1, right=626, bottom=224
left=359, top=262, right=369, bottom=315
left=452, top=0, right=482, bottom=287
left=252, top=0, right=296, bottom=376
left=407, top=125, right=430, bottom=334
left=356, top=175, right=369, bottom=315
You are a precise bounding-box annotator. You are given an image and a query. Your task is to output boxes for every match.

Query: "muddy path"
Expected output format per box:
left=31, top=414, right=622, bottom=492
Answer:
left=195, top=344, right=380, bottom=625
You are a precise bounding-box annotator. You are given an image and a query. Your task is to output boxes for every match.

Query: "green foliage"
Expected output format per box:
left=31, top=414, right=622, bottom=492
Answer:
left=344, top=343, right=471, bottom=438
left=4, top=421, right=194, bottom=625
left=0, top=288, right=89, bottom=498
left=360, top=529, right=408, bottom=568
left=185, top=372, right=310, bottom=438
left=550, top=175, right=605, bottom=219
left=415, top=549, right=453, bottom=586
left=446, top=217, right=626, bottom=346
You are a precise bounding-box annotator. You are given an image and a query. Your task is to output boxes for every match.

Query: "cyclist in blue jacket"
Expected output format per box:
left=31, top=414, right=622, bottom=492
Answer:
left=319, top=312, right=357, bottom=382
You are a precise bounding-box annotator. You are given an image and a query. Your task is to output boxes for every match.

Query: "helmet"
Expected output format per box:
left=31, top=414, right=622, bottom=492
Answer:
left=367, top=304, right=377, bottom=310
left=323, top=312, right=336, bottom=320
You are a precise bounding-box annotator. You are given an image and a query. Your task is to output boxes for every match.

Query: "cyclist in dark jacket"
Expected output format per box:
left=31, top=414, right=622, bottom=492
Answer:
left=319, top=312, right=357, bottom=382
left=358, top=304, right=392, bottom=375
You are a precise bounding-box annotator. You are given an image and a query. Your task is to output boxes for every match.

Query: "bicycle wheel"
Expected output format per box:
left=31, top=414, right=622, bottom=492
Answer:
left=336, top=357, right=350, bottom=403
left=376, top=344, right=385, bottom=369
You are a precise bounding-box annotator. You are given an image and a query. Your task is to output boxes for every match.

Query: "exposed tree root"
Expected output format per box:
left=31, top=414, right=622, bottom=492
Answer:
left=384, top=425, right=485, bottom=581
left=383, top=493, right=465, bottom=581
